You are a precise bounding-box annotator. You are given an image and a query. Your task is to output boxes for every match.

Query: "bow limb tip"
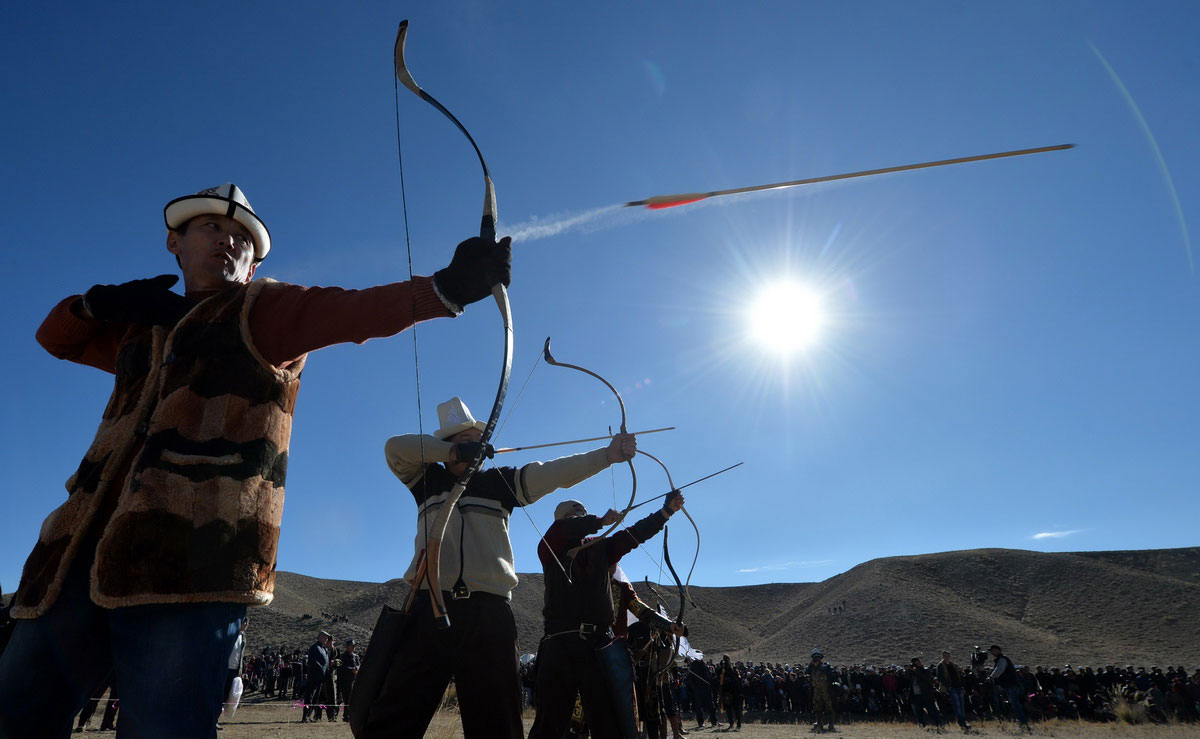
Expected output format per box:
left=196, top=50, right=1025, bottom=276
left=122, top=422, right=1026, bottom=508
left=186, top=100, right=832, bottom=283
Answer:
left=393, top=21, right=423, bottom=96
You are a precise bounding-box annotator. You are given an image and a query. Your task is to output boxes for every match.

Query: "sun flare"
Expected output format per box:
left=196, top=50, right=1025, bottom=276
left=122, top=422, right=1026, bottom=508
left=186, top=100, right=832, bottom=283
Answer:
left=746, top=280, right=827, bottom=356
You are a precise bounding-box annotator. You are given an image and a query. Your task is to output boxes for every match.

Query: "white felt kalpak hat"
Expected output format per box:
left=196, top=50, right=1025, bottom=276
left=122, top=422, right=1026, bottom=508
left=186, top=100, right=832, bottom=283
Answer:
left=554, top=500, right=587, bottom=520
left=434, top=396, right=487, bottom=440
left=164, top=183, right=271, bottom=260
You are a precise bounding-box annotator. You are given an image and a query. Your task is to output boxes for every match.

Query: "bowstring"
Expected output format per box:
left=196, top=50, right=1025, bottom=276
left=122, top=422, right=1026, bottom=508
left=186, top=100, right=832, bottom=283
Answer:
left=395, top=71, right=431, bottom=587
left=493, top=353, right=542, bottom=441
left=390, top=90, right=565, bottom=591
left=486, top=454, right=573, bottom=585
left=607, top=425, right=619, bottom=514
left=478, top=355, right=575, bottom=585
left=610, top=435, right=669, bottom=582
left=595, top=429, right=675, bottom=589
left=460, top=358, right=666, bottom=589
left=484, top=379, right=648, bottom=587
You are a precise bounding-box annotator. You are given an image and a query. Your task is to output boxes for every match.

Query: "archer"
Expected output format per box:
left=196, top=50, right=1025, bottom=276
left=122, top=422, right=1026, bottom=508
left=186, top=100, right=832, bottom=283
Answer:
left=0, top=183, right=508, bottom=737
left=351, top=398, right=638, bottom=738
left=528, top=492, right=686, bottom=739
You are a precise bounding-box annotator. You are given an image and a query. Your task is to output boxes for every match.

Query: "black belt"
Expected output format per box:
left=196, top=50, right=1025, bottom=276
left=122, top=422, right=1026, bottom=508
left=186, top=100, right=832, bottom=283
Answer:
left=543, top=621, right=612, bottom=641
left=411, top=588, right=505, bottom=603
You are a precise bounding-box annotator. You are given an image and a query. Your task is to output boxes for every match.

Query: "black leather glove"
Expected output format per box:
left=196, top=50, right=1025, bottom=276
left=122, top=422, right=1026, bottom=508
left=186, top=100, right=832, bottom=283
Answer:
left=662, top=489, right=683, bottom=515
left=81, top=275, right=192, bottom=326
left=433, top=236, right=512, bottom=311
left=451, top=441, right=495, bottom=464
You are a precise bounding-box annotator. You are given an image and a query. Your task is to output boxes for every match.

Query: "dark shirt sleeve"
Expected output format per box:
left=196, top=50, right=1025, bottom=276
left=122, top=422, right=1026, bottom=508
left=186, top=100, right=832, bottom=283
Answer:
left=603, top=508, right=670, bottom=564
left=537, top=516, right=602, bottom=571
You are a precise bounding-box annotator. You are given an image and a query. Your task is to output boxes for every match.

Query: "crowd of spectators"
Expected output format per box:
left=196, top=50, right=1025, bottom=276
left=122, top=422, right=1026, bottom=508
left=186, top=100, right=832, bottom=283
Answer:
left=74, top=638, right=1200, bottom=731
left=239, top=643, right=354, bottom=703
left=56, top=613, right=1200, bottom=732
left=653, top=653, right=1200, bottom=728
left=239, top=648, right=309, bottom=700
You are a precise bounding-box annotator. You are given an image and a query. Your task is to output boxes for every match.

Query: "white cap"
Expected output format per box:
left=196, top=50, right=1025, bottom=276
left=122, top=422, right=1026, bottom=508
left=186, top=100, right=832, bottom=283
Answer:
left=434, top=396, right=486, bottom=440
left=554, top=500, right=587, bottom=520
left=164, top=183, right=271, bottom=259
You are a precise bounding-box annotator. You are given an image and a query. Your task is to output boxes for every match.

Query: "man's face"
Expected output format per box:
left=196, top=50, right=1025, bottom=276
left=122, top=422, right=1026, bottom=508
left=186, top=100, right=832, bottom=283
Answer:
left=168, top=214, right=258, bottom=291
left=450, top=428, right=483, bottom=443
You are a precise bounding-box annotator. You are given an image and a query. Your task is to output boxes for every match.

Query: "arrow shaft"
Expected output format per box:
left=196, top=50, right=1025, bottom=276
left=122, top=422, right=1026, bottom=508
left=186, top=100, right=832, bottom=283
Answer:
left=624, top=461, right=744, bottom=512
left=625, top=143, right=1074, bottom=209
left=494, top=426, right=676, bottom=454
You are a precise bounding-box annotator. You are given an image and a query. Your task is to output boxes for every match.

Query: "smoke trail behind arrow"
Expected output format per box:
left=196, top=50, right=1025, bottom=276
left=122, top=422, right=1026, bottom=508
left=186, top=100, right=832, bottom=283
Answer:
left=505, top=204, right=624, bottom=242
left=504, top=179, right=847, bottom=243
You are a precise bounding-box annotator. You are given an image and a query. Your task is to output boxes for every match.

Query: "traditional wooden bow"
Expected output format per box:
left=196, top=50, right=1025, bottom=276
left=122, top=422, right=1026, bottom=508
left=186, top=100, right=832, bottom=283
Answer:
left=394, top=20, right=513, bottom=629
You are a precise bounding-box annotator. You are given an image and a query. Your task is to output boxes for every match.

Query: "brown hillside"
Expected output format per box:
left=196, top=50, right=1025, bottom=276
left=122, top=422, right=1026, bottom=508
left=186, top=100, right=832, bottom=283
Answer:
left=243, top=547, right=1199, bottom=667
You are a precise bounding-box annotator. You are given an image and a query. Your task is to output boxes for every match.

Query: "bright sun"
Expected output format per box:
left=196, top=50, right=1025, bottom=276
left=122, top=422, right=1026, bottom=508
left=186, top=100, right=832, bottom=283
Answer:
left=746, top=280, right=827, bottom=356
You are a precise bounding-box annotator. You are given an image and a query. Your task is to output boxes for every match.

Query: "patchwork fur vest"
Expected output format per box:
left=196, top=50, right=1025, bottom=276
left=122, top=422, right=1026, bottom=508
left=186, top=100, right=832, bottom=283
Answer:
left=12, top=279, right=305, bottom=617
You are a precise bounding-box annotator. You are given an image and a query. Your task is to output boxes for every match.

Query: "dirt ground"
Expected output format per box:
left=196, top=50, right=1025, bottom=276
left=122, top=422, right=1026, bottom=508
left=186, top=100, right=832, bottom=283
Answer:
left=189, top=704, right=1200, bottom=739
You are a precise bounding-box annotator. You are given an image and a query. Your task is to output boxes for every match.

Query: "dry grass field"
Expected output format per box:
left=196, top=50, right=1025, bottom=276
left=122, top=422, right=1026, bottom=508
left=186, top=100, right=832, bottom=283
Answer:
left=203, top=704, right=1199, bottom=739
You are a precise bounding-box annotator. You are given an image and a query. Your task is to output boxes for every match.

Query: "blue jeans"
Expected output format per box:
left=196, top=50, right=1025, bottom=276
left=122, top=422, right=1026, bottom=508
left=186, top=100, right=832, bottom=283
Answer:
left=950, top=686, right=969, bottom=729
left=0, top=554, right=245, bottom=739
left=947, top=687, right=969, bottom=727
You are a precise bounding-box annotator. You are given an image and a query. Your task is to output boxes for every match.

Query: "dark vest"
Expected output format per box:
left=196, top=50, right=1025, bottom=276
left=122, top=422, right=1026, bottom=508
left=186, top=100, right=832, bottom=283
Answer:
left=13, top=279, right=305, bottom=616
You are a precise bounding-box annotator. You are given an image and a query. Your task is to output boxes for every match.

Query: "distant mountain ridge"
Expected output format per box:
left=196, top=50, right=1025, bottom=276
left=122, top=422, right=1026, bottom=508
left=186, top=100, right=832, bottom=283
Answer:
left=246, top=546, right=1199, bottom=666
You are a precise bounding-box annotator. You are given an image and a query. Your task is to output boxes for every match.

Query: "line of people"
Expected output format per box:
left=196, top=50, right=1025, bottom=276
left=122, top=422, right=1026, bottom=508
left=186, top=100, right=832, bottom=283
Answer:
left=650, top=648, right=1200, bottom=733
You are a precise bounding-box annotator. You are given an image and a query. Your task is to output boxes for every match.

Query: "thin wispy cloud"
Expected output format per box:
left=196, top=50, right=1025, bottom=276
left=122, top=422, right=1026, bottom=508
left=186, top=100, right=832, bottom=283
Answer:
left=1030, top=529, right=1082, bottom=540
left=737, top=559, right=834, bottom=573
left=1090, top=40, right=1194, bottom=272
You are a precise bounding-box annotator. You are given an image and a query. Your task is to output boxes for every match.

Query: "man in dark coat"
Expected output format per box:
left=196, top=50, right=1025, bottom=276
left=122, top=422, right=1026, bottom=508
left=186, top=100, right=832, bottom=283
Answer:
left=301, top=631, right=332, bottom=723
left=335, top=639, right=361, bottom=723
left=907, top=657, right=943, bottom=728
left=990, top=644, right=1030, bottom=731
left=716, top=655, right=743, bottom=731
left=687, top=656, right=719, bottom=729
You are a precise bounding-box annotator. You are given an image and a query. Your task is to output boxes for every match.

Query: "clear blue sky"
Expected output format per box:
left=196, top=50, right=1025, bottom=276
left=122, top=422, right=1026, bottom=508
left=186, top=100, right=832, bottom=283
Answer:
left=2, top=2, right=1197, bottom=594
